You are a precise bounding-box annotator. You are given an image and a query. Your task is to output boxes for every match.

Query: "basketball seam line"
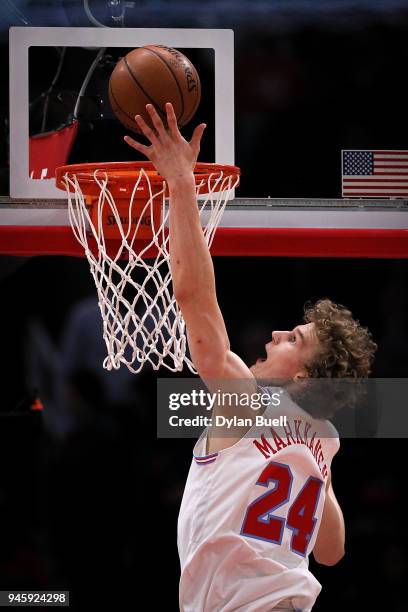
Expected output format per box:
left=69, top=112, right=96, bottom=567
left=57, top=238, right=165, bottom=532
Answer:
left=142, top=47, right=185, bottom=124
left=123, top=56, right=167, bottom=122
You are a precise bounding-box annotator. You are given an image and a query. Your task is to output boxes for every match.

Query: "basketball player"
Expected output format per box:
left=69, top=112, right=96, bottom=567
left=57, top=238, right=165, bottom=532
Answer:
left=125, top=103, right=377, bottom=612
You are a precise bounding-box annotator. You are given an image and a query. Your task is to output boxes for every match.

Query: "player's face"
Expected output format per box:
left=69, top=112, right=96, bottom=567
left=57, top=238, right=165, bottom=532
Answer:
left=249, top=322, right=319, bottom=381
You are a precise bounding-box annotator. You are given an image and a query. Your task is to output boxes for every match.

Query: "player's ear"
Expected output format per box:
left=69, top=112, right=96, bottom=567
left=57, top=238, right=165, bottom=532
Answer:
left=293, top=369, right=309, bottom=383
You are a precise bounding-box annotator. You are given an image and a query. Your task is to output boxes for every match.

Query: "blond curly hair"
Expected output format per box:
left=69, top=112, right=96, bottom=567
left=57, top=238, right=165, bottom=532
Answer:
left=288, top=299, right=378, bottom=418
left=303, top=298, right=377, bottom=378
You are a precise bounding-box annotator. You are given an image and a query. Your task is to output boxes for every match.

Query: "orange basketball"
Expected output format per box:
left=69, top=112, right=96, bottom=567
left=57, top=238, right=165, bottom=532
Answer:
left=108, top=45, right=201, bottom=134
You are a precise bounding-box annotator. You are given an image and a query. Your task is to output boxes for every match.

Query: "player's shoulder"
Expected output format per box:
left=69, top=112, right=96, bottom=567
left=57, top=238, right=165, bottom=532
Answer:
left=269, top=385, right=341, bottom=454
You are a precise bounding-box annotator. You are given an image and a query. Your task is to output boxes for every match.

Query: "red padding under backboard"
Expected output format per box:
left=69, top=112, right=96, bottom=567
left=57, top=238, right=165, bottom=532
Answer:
left=0, top=227, right=408, bottom=258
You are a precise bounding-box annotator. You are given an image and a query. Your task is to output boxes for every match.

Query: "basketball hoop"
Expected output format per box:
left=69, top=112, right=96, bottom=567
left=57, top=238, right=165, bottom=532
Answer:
left=55, top=161, right=240, bottom=373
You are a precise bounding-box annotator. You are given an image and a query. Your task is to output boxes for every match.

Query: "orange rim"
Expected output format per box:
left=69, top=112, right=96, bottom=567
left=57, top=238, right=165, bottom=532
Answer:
left=56, top=161, right=240, bottom=195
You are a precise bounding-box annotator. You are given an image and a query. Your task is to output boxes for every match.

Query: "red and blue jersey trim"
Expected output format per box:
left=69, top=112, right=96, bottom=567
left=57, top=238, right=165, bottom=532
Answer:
left=194, top=452, right=218, bottom=465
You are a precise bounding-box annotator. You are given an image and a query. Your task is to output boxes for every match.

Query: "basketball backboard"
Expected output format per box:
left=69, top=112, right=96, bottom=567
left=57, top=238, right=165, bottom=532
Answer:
left=9, top=26, right=234, bottom=199
left=1, top=196, right=407, bottom=258
left=3, top=26, right=408, bottom=258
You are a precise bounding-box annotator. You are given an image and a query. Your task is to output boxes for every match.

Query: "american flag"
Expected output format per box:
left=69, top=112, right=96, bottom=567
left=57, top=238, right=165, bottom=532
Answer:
left=342, top=150, right=408, bottom=197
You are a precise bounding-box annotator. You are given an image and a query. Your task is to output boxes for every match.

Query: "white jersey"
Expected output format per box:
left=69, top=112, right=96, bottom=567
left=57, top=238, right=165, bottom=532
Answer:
left=178, top=388, right=340, bottom=612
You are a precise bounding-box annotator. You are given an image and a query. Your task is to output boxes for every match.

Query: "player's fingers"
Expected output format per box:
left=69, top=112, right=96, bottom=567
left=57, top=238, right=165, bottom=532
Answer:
left=166, top=102, right=180, bottom=138
left=134, top=114, right=160, bottom=145
left=146, top=104, right=168, bottom=140
left=190, top=123, right=206, bottom=152
left=123, top=135, right=150, bottom=157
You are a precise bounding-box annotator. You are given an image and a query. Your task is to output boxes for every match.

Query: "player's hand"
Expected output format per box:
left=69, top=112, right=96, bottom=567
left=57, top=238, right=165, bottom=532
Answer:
left=124, top=103, right=206, bottom=186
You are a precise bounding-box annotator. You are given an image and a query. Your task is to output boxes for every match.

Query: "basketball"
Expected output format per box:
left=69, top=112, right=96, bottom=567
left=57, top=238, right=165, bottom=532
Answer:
left=108, top=45, right=201, bottom=134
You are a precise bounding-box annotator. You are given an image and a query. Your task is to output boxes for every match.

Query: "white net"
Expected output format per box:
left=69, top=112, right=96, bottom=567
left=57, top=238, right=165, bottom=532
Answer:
left=62, top=166, right=239, bottom=373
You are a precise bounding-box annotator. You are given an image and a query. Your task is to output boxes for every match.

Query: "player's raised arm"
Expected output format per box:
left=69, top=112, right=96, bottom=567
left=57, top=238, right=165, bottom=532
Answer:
left=124, top=103, right=255, bottom=386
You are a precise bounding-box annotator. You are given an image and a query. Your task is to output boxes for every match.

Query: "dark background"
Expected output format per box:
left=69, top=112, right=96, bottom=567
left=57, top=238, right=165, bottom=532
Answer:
left=1, top=1, right=408, bottom=611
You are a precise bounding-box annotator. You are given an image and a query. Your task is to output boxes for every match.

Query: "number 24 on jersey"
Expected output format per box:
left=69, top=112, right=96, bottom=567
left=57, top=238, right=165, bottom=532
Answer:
left=241, top=461, right=323, bottom=557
